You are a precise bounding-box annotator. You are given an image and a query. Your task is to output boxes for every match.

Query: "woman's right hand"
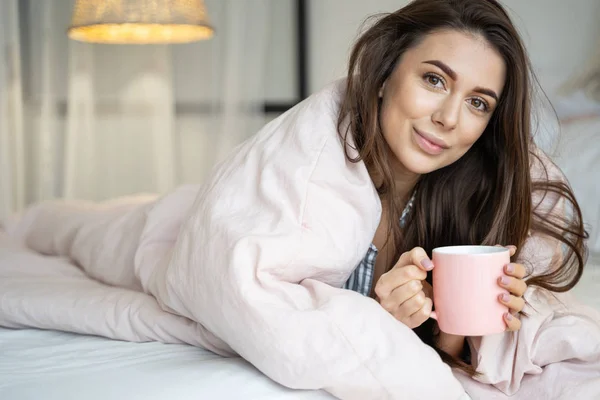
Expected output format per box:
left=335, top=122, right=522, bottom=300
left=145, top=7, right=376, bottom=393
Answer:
left=374, top=247, right=434, bottom=329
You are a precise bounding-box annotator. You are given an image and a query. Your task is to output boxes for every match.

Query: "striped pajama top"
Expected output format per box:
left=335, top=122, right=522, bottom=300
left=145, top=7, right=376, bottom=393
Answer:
left=343, top=195, right=414, bottom=296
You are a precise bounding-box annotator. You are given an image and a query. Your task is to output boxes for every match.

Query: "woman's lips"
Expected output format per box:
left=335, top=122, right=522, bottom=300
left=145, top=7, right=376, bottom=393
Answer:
left=413, top=128, right=446, bottom=155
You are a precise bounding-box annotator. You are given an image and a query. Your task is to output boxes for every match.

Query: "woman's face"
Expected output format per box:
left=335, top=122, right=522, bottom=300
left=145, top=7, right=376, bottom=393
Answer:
left=379, top=29, right=506, bottom=176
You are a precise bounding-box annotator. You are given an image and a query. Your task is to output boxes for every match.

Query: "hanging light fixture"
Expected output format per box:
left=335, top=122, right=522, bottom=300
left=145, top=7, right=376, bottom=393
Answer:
left=67, top=0, right=214, bottom=44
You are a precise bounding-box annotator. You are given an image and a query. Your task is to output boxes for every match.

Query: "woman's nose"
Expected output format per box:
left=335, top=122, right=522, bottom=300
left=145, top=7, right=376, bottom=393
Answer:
left=432, top=96, right=461, bottom=131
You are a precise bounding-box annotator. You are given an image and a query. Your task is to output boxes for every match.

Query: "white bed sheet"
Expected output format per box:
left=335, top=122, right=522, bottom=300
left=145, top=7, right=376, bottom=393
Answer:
left=0, top=327, right=334, bottom=400
left=0, top=243, right=598, bottom=400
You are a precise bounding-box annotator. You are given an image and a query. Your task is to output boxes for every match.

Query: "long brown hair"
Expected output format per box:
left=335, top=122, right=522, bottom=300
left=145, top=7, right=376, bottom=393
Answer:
left=337, top=0, right=588, bottom=375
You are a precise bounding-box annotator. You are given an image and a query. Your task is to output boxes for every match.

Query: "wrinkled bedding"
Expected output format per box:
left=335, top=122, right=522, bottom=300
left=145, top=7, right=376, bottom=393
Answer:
left=1, top=81, right=599, bottom=400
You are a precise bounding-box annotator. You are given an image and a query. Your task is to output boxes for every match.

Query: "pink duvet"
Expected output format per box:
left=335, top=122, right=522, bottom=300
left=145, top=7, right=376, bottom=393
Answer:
left=1, top=81, right=599, bottom=400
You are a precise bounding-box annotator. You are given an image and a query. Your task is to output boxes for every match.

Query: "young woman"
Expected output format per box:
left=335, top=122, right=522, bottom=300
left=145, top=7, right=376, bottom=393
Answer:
left=3, top=0, right=597, bottom=399
left=336, top=0, right=588, bottom=375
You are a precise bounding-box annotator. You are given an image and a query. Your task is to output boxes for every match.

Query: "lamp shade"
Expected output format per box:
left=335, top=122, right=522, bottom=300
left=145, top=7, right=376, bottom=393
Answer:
left=68, top=0, right=214, bottom=44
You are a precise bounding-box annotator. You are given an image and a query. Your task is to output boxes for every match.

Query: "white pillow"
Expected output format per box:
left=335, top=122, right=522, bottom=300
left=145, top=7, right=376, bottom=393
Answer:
left=553, top=116, right=600, bottom=256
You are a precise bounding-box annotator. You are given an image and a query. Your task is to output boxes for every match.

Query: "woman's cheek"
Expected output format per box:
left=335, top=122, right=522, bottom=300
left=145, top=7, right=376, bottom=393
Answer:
left=411, top=90, right=442, bottom=116
left=457, top=114, right=488, bottom=146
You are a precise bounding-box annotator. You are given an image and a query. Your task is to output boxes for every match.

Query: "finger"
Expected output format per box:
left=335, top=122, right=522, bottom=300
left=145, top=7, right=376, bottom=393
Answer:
left=392, top=291, right=427, bottom=321
left=499, top=293, right=525, bottom=313
left=375, top=265, right=426, bottom=299
left=504, top=263, right=527, bottom=279
left=380, top=280, right=422, bottom=312
left=494, top=244, right=517, bottom=257
left=506, top=245, right=517, bottom=257
left=421, top=280, right=433, bottom=299
left=406, top=297, right=433, bottom=329
left=396, top=247, right=433, bottom=272
left=504, top=312, right=522, bottom=331
left=499, top=276, right=528, bottom=297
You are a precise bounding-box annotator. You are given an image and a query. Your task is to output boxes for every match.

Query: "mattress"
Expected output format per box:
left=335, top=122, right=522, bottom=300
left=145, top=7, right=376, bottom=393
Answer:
left=0, top=328, right=333, bottom=400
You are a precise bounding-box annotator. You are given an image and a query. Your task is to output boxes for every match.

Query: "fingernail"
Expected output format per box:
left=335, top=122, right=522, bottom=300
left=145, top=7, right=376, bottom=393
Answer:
left=507, top=245, right=517, bottom=252
left=500, top=276, right=510, bottom=286
left=505, top=263, right=515, bottom=273
left=420, top=258, right=434, bottom=270
left=505, top=312, right=513, bottom=321
left=500, top=293, right=510, bottom=302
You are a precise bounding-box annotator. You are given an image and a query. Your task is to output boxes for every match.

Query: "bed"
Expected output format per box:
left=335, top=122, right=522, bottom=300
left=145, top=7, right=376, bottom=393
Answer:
left=0, top=232, right=599, bottom=400
left=0, top=231, right=334, bottom=400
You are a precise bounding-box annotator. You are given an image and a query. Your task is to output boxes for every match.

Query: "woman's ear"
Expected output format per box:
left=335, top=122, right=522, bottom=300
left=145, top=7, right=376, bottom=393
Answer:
left=378, top=81, right=387, bottom=98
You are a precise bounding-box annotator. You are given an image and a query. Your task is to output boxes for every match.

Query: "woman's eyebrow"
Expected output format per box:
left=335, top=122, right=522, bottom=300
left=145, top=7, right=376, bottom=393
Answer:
left=423, top=60, right=499, bottom=101
left=473, top=87, right=499, bottom=102
left=423, top=60, right=457, bottom=80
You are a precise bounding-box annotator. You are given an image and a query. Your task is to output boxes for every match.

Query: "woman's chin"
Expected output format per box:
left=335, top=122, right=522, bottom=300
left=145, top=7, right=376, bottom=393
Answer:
left=408, top=164, right=439, bottom=175
left=397, top=153, right=445, bottom=175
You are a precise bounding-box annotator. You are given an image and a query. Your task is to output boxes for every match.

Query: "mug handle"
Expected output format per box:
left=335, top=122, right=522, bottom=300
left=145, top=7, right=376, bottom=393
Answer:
left=430, top=311, right=438, bottom=321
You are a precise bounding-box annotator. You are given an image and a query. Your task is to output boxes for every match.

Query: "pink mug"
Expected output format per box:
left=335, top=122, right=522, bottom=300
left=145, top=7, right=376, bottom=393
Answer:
left=430, top=245, right=510, bottom=336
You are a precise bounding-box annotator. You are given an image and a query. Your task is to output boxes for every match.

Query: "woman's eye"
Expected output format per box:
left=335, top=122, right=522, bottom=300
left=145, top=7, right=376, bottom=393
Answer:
left=425, top=74, right=444, bottom=88
left=428, top=76, right=440, bottom=85
left=470, top=98, right=489, bottom=112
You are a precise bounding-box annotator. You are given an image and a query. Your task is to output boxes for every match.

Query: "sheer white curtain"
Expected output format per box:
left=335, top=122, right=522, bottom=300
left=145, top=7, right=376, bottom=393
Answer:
left=64, top=40, right=177, bottom=199
left=0, top=0, right=26, bottom=219
left=174, top=0, right=270, bottom=184
left=0, top=0, right=271, bottom=219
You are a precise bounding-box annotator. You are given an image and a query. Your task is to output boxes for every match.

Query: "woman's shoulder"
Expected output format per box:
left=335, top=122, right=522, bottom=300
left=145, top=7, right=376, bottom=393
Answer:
left=242, top=78, right=348, bottom=159
left=185, top=77, right=378, bottom=273
left=197, top=76, right=378, bottom=227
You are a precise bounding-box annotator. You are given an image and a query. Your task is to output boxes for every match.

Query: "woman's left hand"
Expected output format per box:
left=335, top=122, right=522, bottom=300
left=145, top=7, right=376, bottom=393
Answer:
left=497, top=245, right=528, bottom=331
